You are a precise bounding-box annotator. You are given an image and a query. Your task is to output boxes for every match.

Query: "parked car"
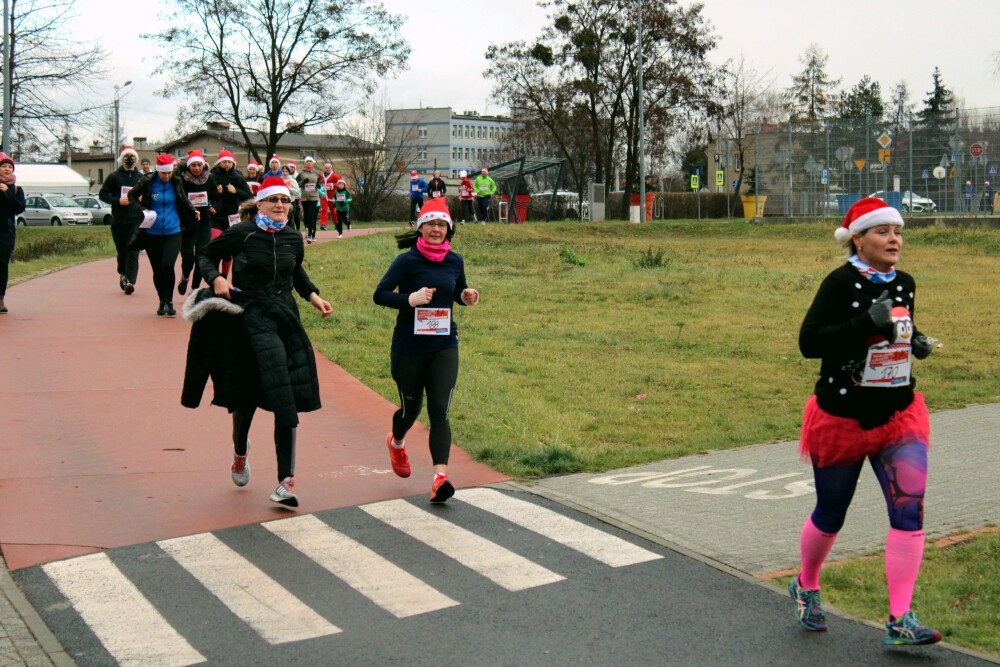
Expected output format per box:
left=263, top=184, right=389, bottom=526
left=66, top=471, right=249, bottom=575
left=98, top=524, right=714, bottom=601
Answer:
left=868, top=190, right=937, bottom=213
left=15, top=194, right=93, bottom=226
left=817, top=194, right=841, bottom=214
left=72, top=195, right=114, bottom=225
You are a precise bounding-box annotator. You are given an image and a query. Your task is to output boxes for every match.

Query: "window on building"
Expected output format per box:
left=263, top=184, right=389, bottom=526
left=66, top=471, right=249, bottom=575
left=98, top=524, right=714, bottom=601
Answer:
left=418, top=126, right=427, bottom=138
left=418, top=149, right=427, bottom=160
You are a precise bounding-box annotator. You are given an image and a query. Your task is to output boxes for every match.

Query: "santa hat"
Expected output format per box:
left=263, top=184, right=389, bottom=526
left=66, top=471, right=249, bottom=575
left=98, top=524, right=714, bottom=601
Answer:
left=155, top=154, right=175, bottom=173
left=287, top=161, right=297, bottom=169
left=256, top=176, right=290, bottom=201
left=186, top=150, right=208, bottom=167
left=410, top=171, right=418, bottom=178
left=214, top=149, right=237, bottom=166
left=246, top=161, right=260, bottom=171
left=459, top=170, right=468, bottom=178
left=268, top=155, right=280, bottom=167
left=835, top=197, right=904, bottom=243
left=336, top=179, right=346, bottom=187
left=119, top=145, right=139, bottom=165
left=481, top=167, right=488, bottom=174
left=416, top=197, right=452, bottom=229
left=324, top=162, right=333, bottom=169
left=303, top=156, right=315, bottom=164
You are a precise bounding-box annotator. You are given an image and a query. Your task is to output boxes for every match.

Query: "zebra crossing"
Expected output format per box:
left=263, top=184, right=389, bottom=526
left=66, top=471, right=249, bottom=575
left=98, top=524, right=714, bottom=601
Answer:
left=35, top=488, right=662, bottom=667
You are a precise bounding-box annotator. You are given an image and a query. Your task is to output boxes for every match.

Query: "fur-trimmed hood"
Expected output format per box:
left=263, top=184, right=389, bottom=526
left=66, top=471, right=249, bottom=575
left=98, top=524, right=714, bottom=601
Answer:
left=182, top=287, right=245, bottom=322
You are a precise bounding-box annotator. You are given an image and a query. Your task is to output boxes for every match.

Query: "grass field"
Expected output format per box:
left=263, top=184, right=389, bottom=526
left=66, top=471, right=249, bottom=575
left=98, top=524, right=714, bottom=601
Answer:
left=10, top=219, right=999, bottom=655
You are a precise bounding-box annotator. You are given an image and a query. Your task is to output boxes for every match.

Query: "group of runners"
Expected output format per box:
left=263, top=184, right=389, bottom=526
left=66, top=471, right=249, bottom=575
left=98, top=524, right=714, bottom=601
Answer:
left=1, top=147, right=946, bottom=648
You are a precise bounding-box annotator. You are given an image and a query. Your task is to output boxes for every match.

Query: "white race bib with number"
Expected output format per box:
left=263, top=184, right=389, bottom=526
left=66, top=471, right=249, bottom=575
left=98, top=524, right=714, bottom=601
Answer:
left=336, top=193, right=346, bottom=202
left=188, top=191, right=208, bottom=207
left=304, top=182, right=316, bottom=192
left=120, top=186, right=132, bottom=197
left=228, top=213, right=241, bottom=226
left=414, top=307, right=451, bottom=335
left=861, top=309, right=914, bottom=388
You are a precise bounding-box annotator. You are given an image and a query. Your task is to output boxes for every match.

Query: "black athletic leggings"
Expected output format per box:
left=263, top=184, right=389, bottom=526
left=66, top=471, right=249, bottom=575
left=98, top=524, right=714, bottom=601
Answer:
left=232, top=404, right=297, bottom=482
left=390, top=347, right=459, bottom=465
left=180, top=216, right=212, bottom=288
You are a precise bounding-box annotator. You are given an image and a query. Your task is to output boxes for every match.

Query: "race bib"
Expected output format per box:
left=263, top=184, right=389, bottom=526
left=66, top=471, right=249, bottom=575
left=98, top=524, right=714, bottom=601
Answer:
left=411, top=184, right=421, bottom=194
left=861, top=308, right=913, bottom=388
left=304, top=182, right=316, bottom=192
left=432, top=190, right=442, bottom=198
left=188, top=191, right=208, bottom=207
left=120, top=186, right=132, bottom=197
left=336, top=193, right=346, bottom=202
left=414, top=307, right=451, bottom=336
left=228, top=213, right=241, bottom=226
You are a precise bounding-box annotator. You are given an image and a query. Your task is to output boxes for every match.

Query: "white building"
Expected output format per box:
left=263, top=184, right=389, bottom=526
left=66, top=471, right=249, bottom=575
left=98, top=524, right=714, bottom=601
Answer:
left=385, top=107, right=512, bottom=180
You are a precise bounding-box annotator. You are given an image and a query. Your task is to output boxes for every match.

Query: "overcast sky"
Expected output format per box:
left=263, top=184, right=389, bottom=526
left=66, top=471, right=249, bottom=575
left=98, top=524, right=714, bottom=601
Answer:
left=69, top=0, right=1000, bottom=148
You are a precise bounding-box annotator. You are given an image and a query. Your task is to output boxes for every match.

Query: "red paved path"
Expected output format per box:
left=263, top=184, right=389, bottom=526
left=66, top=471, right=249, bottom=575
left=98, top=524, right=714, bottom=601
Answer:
left=0, top=228, right=507, bottom=570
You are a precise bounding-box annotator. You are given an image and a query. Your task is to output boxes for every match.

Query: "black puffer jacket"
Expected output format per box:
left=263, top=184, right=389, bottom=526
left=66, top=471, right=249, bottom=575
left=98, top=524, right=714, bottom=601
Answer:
left=209, top=166, right=252, bottom=230
left=183, top=221, right=321, bottom=427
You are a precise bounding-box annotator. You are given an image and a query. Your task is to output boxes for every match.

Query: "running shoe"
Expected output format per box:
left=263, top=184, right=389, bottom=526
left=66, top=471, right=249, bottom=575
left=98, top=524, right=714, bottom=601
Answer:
left=164, top=302, right=176, bottom=317
left=386, top=432, right=411, bottom=477
left=124, top=280, right=135, bottom=295
left=177, top=277, right=189, bottom=295
left=884, top=611, right=942, bottom=646
left=231, top=441, right=250, bottom=487
left=119, top=275, right=128, bottom=292
left=157, top=302, right=166, bottom=317
left=430, top=474, right=455, bottom=504
left=788, top=576, right=827, bottom=632
left=269, top=477, right=298, bottom=507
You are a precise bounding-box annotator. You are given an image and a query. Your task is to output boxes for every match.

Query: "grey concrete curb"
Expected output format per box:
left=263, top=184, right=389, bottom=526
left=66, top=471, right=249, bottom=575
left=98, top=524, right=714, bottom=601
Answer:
left=0, top=554, right=74, bottom=666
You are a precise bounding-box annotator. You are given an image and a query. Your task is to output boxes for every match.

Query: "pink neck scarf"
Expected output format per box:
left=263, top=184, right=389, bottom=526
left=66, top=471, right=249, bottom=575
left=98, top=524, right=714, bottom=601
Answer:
left=416, top=237, right=450, bottom=262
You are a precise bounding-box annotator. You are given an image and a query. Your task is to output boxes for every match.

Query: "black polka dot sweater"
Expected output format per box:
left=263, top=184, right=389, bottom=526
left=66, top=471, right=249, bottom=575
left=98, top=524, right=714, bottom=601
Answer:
left=799, top=263, right=923, bottom=429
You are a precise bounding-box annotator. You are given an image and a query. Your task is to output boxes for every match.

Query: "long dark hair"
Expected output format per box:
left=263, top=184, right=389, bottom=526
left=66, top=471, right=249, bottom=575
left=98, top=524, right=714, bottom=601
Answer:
left=395, top=223, right=455, bottom=249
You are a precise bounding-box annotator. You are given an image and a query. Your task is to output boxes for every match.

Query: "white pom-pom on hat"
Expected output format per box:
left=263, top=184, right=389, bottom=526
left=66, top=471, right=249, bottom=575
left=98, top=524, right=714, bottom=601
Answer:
left=835, top=197, right=904, bottom=243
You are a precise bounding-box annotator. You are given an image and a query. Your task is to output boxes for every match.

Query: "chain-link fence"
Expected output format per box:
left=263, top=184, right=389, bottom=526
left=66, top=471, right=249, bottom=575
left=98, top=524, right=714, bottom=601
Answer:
left=747, top=106, right=1000, bottom=217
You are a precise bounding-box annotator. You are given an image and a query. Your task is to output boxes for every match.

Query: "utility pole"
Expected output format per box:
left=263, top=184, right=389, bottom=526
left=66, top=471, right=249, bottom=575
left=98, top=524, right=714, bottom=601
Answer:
left=2, top=0, right=11, bottom=153
left=636, top=0, right=646, bottom=223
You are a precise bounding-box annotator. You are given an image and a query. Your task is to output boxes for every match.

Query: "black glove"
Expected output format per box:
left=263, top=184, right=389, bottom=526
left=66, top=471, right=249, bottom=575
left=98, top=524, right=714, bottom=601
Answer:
left=912, top=335, right=935, bottom=359
left=867, top=290, right=893, bottom=329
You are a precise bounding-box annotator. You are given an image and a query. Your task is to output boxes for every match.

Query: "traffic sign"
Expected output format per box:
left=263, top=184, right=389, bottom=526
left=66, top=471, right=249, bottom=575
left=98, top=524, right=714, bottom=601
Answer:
left=732, top=179, right=738, bottom=189
left=922, top=169, right=930, bottom=179
left=877, top=132, right=892, bottom=150
left=715, top=170, right=724, bottom=187
left=820, top=168, right=828, bottom=185
left=971, top=143, right=984, bottom=158
left=990, top=164, right=998, bottom=175
left=879, top=149, right=892, bottom=164
left=853, top=159, right=867, bottom=172
left=690, top=174, right=699, bottom=190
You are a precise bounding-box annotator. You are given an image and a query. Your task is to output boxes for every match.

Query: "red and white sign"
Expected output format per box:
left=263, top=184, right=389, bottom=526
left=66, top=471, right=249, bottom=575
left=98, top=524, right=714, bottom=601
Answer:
left=970, top=143, right=984, bottom=157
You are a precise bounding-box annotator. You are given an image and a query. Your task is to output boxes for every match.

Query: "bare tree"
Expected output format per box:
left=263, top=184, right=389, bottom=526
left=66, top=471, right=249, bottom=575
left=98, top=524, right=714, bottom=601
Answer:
left=146, top=0, right=409, bottom=162
left=716, top=55, right=774, bottom=204
left=338, top=92, right=419, bottom=221
left=786, top=44, right=840, bottom=121
left=5, top=0, right=107, bottom=160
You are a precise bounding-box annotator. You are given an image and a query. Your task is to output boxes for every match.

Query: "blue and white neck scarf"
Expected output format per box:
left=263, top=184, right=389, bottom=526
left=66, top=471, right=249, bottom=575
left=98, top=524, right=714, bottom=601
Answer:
left=849, top=254, right=896, bottom=284
left=255, top=212, right=287, bottom=233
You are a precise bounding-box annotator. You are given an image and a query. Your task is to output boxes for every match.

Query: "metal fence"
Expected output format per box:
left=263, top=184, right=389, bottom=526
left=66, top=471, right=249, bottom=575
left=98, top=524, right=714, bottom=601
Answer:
left=749, top=106, right=1000, bottom=217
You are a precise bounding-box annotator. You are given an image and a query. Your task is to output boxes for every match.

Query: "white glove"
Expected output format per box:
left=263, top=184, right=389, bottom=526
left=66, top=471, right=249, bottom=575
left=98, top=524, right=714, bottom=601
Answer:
left=408, top=287, right=434, bottom=307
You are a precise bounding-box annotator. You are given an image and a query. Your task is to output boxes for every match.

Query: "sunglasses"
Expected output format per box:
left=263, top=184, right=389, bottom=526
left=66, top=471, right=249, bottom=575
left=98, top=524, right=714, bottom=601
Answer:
left=262, top=196, right=292, bottom=204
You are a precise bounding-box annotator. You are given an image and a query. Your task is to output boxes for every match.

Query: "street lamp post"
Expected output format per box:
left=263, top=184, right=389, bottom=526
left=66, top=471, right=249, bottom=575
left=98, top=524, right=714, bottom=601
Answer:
left=636, top=0, right=646, bottom=223
left=3, top=0, right=11, bottom=153
left=112, top=80, right=133, bottom=159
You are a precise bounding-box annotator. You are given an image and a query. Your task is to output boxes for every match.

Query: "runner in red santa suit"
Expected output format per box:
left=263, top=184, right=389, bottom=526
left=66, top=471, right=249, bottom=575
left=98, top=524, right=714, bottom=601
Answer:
left=320, top=162, right=339, bottom=231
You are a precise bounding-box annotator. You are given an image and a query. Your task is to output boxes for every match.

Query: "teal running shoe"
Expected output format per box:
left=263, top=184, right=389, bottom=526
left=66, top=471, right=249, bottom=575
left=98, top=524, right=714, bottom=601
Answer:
left=788, top=576, right=827, bottom=632
left=884, top=611, right=942, bottom=645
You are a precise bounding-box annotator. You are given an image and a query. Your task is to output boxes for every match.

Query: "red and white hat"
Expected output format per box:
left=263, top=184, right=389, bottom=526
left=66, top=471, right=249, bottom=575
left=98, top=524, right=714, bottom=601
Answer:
left=155, top=154, right=175, bottom=173
left=186, top=150, right=208, bottom=167
left=268, top=154, right=281, bottom=167
left=410, top=170, right=418, bottom=178
left=256, top=175, right=290, bottom=201
left=835, top=197, right=904, bottom=243
left=246, top=161, right=260, bottom=171
left=215, top=149, right=237, bottom=166
left=416, top=197, right=452, bottom=229
left=119, top=145, right=139, bottom=165
left=287, top=161, right=297, bottom=169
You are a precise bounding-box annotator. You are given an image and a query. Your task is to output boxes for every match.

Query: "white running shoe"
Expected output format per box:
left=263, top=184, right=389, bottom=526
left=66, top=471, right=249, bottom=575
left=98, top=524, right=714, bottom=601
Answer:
left=269, top=477, right=298, bottom=507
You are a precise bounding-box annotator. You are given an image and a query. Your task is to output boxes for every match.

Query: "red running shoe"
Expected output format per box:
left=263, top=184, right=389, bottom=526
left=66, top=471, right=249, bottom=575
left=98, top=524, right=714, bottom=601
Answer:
left=430, top=474, right=454, bottom=504
left=386, top=433, right=411, bottom=478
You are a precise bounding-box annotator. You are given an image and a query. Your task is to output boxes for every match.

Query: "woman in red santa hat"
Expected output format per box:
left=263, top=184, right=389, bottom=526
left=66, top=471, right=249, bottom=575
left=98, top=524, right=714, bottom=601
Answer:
left=177, top=150, right=217, bottom=296
left=373, top=197, right=479, bottom=503
left=790, top=197, right=941, bottom=646
left=183, top=176, right=332, bottom=508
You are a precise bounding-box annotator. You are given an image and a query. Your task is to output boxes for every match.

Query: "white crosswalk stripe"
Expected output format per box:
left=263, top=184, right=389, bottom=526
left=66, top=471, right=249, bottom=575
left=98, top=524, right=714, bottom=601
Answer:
left=157, top=533, right=341, bottom=644
left=360, top=498, right=566, bottom=591
left=263, top=514, right=460, bottom=618
left=455, top=488, right=663, bottom=567
left=42, top=553, right=206, bottom=667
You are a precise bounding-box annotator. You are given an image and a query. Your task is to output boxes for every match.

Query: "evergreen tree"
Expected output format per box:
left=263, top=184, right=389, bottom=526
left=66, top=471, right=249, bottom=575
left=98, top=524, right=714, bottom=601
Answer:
left=915, top=67, right=955, bottom=160
left=840, top=76, right=884, bottom=125
left=888, top=80, right=913, bottom=136
left=786, top=44, right=841, bottom=121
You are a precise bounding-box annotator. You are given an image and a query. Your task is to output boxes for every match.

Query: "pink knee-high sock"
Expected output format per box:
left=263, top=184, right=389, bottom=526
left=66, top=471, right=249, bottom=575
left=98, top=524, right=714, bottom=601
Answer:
left=885, top=528, right=925, bottom=618
left=799, top=517, right=838, bottom=589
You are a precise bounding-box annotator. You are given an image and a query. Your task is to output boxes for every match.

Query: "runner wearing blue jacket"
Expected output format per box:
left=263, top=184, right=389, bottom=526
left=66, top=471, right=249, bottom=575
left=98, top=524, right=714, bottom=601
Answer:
left=408, top=170, right=427, bottom=226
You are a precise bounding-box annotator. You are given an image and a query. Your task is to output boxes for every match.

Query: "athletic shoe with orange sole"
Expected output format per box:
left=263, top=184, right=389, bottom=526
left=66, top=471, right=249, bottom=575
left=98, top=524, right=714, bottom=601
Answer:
left=430, top=474, right=455, bottom=504
left=386, top=433, right=411, bottom=478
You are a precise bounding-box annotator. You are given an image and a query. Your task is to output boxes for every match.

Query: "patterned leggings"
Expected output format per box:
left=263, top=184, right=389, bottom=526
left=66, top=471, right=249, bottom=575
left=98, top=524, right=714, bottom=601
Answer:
left=810, top=441, right=927, bottom=533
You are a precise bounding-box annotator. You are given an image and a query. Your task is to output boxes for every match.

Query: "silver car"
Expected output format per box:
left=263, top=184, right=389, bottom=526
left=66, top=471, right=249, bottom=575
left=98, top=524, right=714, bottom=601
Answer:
left=72, top=195, right=114, bottom=225
left=16, top=194, right=94, bottom=226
